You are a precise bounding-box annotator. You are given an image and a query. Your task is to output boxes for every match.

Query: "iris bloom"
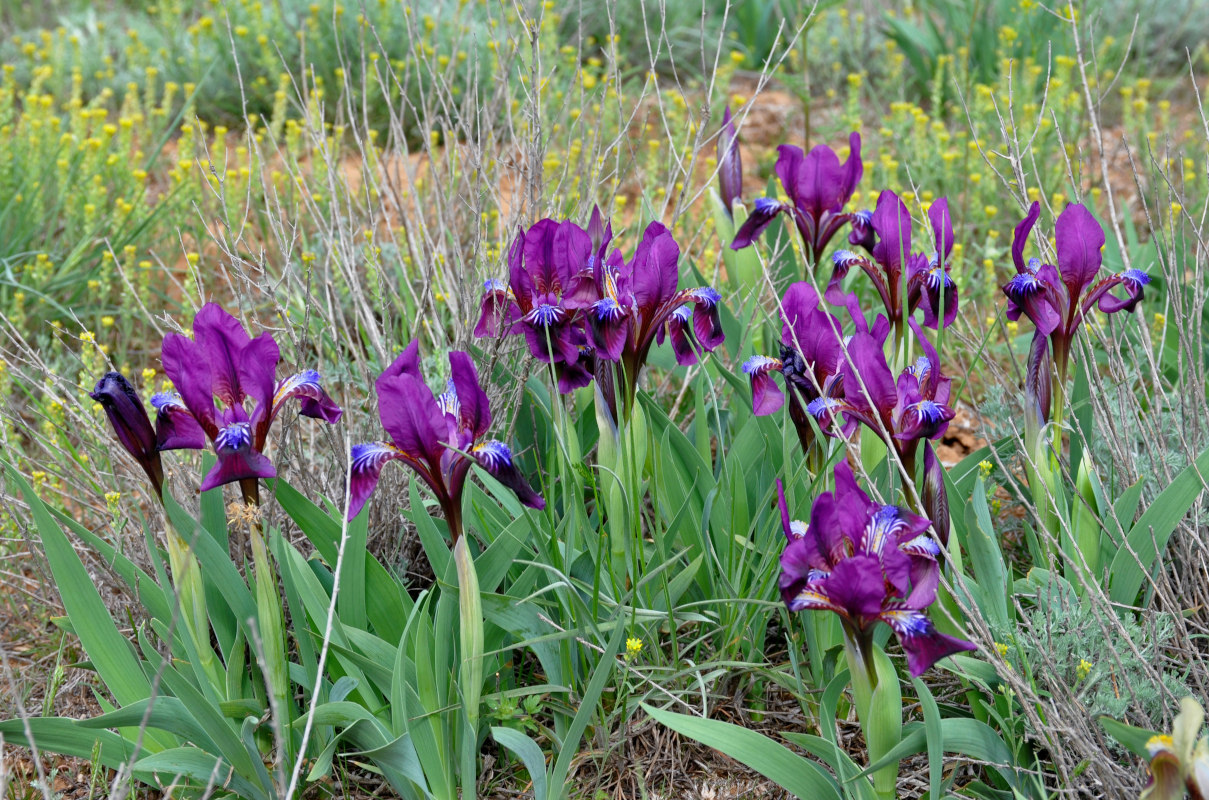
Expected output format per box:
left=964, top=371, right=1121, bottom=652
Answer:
left=474, top=218, right=601, bottom=393
left=585, top=218, right=724, bottom=423
left=828, top=191, right=958, bottom=334
left=1002, top=201, right=1148, bottom=422
left=742, top=283, right=885, bottom=453
left=91, top=371, right=165, bottom=497
left=151, top=303, right=343, bottom=499
left=731, top=133, right=863, bottom=267
left=1143, top=697, right=1209, bottom=800
left=347, top=341, right=544, bottom=539
left=716, top=106, right=742, bottom=216
left=807, top=320, right=956, bottom=542
left=777, top=463, right=975, bottom=677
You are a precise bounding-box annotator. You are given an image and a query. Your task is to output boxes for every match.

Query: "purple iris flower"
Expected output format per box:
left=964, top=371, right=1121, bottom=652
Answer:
left=150, top=303, right=343, bottom=500
left=1002, top=201, right=1148, bottom=422
left=474, top=218, right=601, bottom=393
left=347, top=341, right=544, bottom=539
left=731, top=132, right=863, bottom=266
left=584, top=216, right=725, bottom=424
left=717, top=106, right=742, bottom=217
left=827, top=191, right=959, bottom=334
left=808, top=320, right=956, bottom=543
left=777, top=463, right=975, bottom=677
left=91, top=371, right=165, bottom=497
left=741, top=283, right=886, bottom=453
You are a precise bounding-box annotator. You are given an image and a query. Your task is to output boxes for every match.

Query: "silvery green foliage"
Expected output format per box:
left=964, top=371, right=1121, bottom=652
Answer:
left=993, top=575, right=1188, bottom=737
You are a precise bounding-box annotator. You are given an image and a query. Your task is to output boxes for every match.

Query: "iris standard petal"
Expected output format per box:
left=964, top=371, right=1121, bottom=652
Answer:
left=376, top=340, right=423, bottom=396
left=839, top=332, right=898, bottom=422
left=192, top=303, right=253, bottom=409
left=448, top=351, right=492, bottom=439
left=870, top=190, right=913, bottom=275
left=378, top=372, right=448, bottom=466
left=1055, top=203, right=1106, bottom=300
left=160, top=332, right=220, bottom=439
left=630, top=221, right=681, bottom=318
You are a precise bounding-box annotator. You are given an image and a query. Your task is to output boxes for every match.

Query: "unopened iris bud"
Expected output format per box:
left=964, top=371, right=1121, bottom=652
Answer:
left=90, top=371, right=164, bottom=497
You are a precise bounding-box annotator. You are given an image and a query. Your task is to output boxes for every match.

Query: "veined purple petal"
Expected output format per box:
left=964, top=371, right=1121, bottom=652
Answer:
left=192, top=303, right=253, bottom=410
left=743, top=354, right=785, bottom=415
left=272, top=370, right=343, bottom=425
left=731, top=197, right=786, bottom=250
left=555, top=356, right=595, bottom=394
left=1003, top=272, right=1062, bottom=335
left=1055, top=203, right=1105, bottom=300
left=472, top=440, right=545, bottom=510
left=717, top=106, right=742, bottom=214
left=474, top=278, right=522, bottom=338
left=151, top=391, right=209, bottom=451
left=895, top=398, right=956, bottom=443
left=1093, top=269, right=1149, bottom=314
left=839, top=132, right=863, bottom=206
left=92, top=372, right=164, bottom=495
left=589, top=297, right=630, bottom=362
left=848, top=208, right=875, bottom=252
left=658, top=305, right=698, bottom=366
left=448, top=351, right=492, bottom=439
left=199, top=422, right=276, bottom=492
left=667, top=286, right=725, bottom=357
left=160, top=332, right=220, bottom=439
left=880, top=608, right=976, bottom=677
left=346, top=441, right=409, bottom=519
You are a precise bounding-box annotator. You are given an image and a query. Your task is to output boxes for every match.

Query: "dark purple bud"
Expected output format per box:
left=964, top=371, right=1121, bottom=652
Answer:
left=91, top=372, right=165, bottom=497
left=921, top=441, right=950, bottom=548
left=717, top=106, right=743, bottom=215
left=1025, top=331, right=1053, bottom=426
